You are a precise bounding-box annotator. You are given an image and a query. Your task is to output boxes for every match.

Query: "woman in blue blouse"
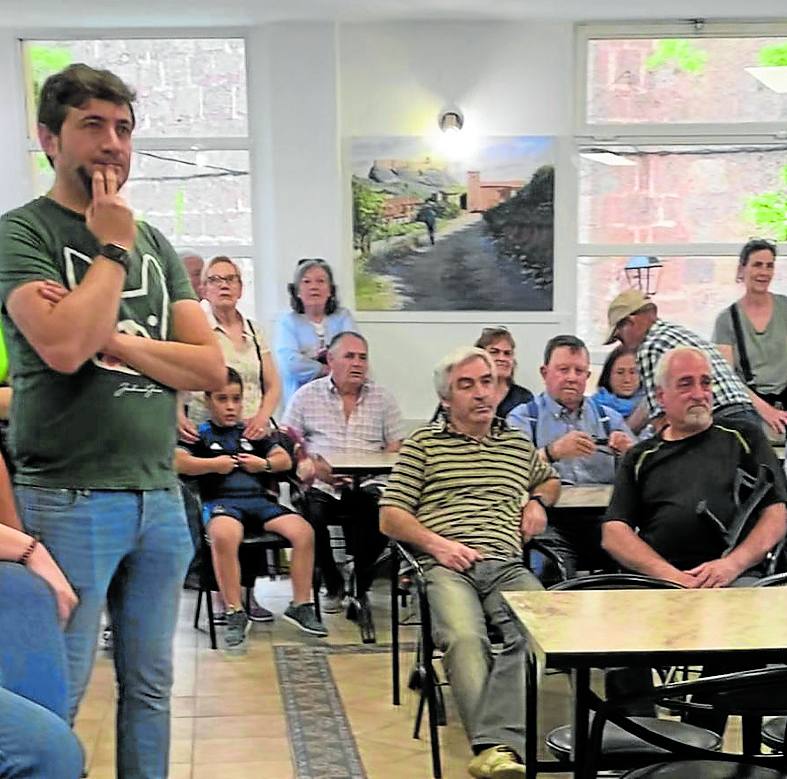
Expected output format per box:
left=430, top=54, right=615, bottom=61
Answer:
left=275, top=259, right=357, bottom=406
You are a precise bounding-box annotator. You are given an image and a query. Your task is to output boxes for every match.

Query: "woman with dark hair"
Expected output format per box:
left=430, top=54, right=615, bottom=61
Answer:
left=592, top=345, right=643, bottom=421
left=275, top=258, right=357, bottom=405
left=431, top=326, right=533, bottom=422
left=713, top=239, right=787, bottom=435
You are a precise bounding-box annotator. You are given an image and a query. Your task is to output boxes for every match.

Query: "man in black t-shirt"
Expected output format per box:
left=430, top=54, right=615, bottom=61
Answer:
left=601, top=346, right=787, bottom=731
left=602, top=346, right=787, bottom=586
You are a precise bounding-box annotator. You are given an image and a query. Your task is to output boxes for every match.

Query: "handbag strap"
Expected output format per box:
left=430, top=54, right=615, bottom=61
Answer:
left=246, top=318, right=264, bottom=387
left=729, top=304, right=755, bottom=386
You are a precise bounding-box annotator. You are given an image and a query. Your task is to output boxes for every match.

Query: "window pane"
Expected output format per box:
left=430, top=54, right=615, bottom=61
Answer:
left=587, top=37, right=787, bottom=124
left=29, top=149, right=251, bottom=246
left=577, top=254, right=787, bottom=347
left=23, top=39, right=248, bottom=138
left=579, top=144, right=787, bottom=244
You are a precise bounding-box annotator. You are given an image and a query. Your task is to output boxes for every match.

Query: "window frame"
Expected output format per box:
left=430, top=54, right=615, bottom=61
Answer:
left=575, top=20, right=787, bottom=354
left=17, top=28, right=256, bottom=308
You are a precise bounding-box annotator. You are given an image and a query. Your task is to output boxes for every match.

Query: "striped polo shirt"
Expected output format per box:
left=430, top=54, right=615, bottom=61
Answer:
left=380, top=418, right=558, bottom=560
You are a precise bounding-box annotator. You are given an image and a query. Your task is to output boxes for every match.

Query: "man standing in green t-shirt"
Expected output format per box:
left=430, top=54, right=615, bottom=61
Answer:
left=0, top=64, right=224, bottom=778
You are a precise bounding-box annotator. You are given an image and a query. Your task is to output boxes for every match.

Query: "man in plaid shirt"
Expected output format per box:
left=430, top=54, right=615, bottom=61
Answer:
left=282, top=331, right=403, bottom=613
left=605, top=289, right=759, bottom=431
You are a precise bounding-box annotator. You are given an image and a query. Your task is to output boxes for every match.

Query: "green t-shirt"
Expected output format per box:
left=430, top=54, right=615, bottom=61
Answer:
left=0, top=196, right=196, bottom=489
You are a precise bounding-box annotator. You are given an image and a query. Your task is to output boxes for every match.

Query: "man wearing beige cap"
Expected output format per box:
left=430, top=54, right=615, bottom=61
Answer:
left=605, top=288, right=760, bottom=429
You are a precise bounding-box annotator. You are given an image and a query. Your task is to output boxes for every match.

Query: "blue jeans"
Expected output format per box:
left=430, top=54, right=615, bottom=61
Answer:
left=16, top=486, right=193, bottom=779
left=0, top=562, right=83, bottom=778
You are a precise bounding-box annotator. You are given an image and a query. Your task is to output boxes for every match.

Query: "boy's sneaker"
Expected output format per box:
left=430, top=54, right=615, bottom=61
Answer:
left=223, top=608, right=250, bottom=652
left=248, top=594, right=274, bottom=623
left=100, top=625, right=113, bottom=652
left=283, top=602, right=328, bottom=637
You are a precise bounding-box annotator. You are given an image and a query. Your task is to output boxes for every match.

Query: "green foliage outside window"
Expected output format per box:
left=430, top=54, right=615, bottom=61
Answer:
left=27, top=44, right=72, bottom=110
left=758, top=42, right=787, bottom=67
left=645, top=39, right=707, bottom=74
left=745, top=164, right=787, bottom=241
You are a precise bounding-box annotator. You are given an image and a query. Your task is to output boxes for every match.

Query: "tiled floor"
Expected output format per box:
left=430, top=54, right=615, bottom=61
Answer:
left=75, top=575, right=740, bottom=778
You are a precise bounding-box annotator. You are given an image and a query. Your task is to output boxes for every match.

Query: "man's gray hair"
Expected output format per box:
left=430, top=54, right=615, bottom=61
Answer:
left=177, top=248, right=204, bottom=262
left=654, top=346, right=710, bottom=388
left=433, top=346, right=495, bottom=400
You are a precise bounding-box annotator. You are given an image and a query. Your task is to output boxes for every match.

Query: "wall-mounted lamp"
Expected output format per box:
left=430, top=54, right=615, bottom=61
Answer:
left=624, top=255, right=663, bottom=297
left=438, top=109, right=464, bottom=134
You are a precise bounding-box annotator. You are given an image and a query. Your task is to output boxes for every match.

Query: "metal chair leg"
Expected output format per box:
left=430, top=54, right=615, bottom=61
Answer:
left=194, top=588, right=203, bottom=629
left=205, top=588, right=217, bottom=650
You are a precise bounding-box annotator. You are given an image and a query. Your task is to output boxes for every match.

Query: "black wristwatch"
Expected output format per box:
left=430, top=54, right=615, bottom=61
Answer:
left=99, top=243, right=131, bottom=272
left=529, top=494, right=549, bottom=511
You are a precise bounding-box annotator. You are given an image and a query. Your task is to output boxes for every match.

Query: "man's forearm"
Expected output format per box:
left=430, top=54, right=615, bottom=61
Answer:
left=531, top=477, right=560, bottom=506
left=602, top=520, right=684, bottom=580
left=8, top=260, right=125, bottom=373
left=109, top=336, right=224, bottom=391
left=727, top=503, right=787, bottom=573
left=380, top=505, right=444, bottom=556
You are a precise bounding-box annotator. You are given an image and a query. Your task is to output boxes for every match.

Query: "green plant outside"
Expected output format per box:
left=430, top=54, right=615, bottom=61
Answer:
left=173, top=189, right=186, bottom=237
left=745, top=164, right=787, bottom=242
left=27, top=44, right=72, bottom=111
left=758, top=42, right=787, bottom=67
left=645, top=39, right=707, bottom=74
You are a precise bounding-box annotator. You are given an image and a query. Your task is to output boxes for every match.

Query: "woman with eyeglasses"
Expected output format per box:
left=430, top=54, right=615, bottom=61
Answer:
left=275, top=259, right=357, bottom=406
left=713, top=239, right=787, bottom=436
left=180, top=255, right=282, bottom=440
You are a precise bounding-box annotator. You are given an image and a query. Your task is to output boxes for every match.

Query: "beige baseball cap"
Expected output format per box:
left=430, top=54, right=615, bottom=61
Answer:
left=604, top=289, right=651, bottom=345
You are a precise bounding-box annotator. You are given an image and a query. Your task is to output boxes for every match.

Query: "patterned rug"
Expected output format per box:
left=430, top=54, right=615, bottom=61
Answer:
left=275, top=643, right=414, bottom=779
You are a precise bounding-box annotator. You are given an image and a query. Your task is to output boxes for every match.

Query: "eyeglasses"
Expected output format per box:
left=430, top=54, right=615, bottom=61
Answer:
left=205, top=273, right=241, bottom=286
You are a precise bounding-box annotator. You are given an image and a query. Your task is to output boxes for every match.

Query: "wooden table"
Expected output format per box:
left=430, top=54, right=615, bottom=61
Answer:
left=554, top=484, right=612, bottom=510
left=318, top=449, right=399, bottom=643
left=504, top=587, right=787, bottom=778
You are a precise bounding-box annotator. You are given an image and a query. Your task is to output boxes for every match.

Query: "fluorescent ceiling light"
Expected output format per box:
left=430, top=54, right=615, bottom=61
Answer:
left=745, top=66, right=787, bottom=94
left=580, top=151, right=636, bottom=167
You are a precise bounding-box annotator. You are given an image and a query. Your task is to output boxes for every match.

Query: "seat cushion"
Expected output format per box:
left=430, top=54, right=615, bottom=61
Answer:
left=762, top=716, right=787, bottom=751
left=546, top=716, right=721, bottom=759
left=623, top=761, right=785, bottom=778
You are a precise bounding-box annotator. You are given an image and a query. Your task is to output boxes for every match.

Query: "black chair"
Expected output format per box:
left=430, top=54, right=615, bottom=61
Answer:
left=584, top=667, right=787, bottom=779
left=544, top=574, right=722, bottom=766
left=185, top=479, right=322, bottom=650
left=388, top=539, right=568, bottom=779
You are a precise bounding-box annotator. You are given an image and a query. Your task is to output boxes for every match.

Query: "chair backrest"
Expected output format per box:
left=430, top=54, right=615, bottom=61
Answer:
left=753, top=571, right=787, bottom=587
left=548, top=572, right=684, bottom=591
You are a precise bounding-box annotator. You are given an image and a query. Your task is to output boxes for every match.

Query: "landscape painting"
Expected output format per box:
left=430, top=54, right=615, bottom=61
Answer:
left=351, top=136, right=554, bottom=311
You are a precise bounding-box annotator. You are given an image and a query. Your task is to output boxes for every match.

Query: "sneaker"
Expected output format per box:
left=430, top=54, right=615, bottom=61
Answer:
left=321, top=593, right=344, bottom=614
left=212, top=593, right=227, bottom=625
left=283, top=602, right=328, bottom=637
left=467, top=745, right=525, bottom=779
left=100, top=625, right=113, bottom=652
left=248, top=594, right=274, bottom=623
left=223, top=608, right=250, bottom=652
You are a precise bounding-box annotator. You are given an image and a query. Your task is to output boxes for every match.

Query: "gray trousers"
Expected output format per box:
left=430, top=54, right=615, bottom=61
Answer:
left=424, top=558, right=542, bottom=759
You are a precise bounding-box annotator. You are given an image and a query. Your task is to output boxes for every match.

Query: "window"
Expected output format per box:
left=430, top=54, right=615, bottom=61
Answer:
left=22, top=37, right=255, bottom=314
left=577, top=24, right=787, bottom=349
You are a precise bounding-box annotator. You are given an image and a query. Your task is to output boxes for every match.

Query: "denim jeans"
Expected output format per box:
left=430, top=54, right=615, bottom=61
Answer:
left=0, top=562, right=83, bottom=778
left=16, top=486, right=193, bottom=779
left=424, top=558, right=542, bottom=760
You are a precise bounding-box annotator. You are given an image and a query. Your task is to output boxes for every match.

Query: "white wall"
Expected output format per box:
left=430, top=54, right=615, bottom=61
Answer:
left=337, top=21, right=576, bottom=417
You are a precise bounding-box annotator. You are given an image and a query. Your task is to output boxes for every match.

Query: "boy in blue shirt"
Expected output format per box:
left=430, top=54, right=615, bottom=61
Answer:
left=176, top=367, right=326, bottom=650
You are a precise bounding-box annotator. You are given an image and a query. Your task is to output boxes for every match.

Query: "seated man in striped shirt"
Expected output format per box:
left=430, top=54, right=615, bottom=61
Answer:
left=380, top=346, right=560, bottom=779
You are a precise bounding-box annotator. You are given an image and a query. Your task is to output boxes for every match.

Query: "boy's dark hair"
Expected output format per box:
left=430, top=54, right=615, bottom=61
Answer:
left=543, top=334, right=588, bottom=365
left=38, top=64, right=137, bottom=165
left=206, top=367, right=243, bottom=397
